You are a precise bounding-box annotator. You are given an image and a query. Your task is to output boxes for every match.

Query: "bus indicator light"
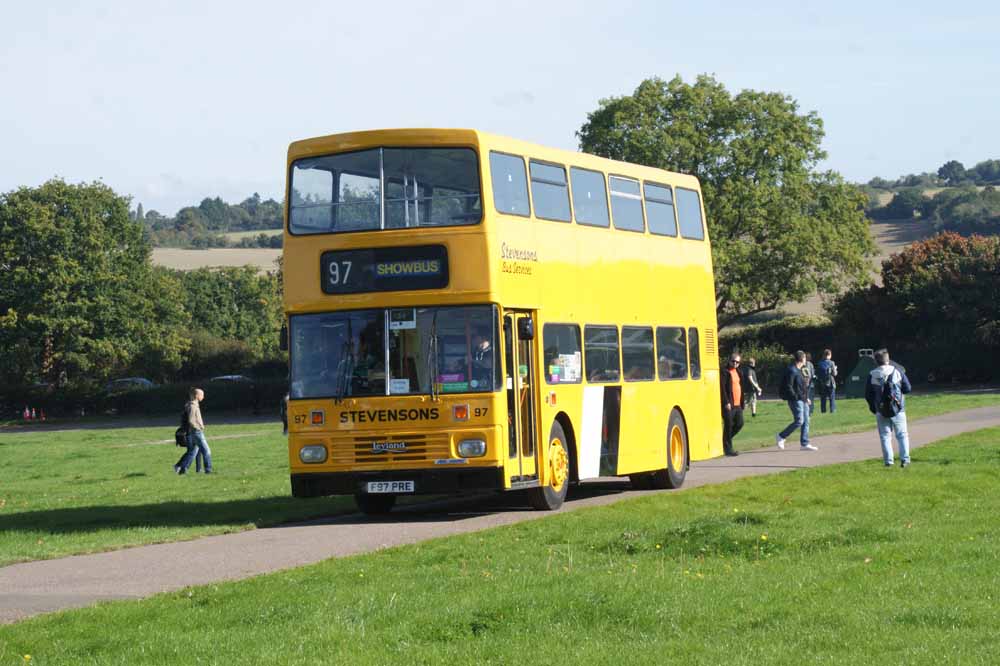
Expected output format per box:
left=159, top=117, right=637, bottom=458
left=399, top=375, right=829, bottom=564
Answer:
left=453, top=404, right=469, bottom=421
left=310, top=410, right=325, bottom=425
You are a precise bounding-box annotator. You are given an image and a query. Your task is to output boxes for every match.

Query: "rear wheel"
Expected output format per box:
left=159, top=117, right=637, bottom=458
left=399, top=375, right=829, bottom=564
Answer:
left=355, top=493, right=397, bottom=515
left=650, top=409, right=688, bottom=489
left=528, top=421, right=570, bottom=510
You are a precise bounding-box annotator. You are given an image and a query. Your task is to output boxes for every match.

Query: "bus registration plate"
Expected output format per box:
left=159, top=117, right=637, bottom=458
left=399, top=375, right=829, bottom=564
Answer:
left=366, top=480, right=415, bottom=494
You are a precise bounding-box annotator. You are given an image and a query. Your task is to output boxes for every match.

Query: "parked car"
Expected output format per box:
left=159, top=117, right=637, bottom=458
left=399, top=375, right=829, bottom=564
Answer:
left=104, top=377, right=156, bottom=394
left=208, top=375, right=254, bottom=383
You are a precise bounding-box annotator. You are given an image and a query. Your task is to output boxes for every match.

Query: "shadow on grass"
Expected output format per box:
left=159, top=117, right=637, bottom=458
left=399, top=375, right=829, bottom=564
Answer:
left=0, top=480, right=638, bottom=541
left=0, top=496, right=340, bottom=536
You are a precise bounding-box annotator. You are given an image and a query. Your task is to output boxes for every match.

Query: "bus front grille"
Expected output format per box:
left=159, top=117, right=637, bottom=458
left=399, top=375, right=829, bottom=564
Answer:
left=329, top=433, right=453, bottom=465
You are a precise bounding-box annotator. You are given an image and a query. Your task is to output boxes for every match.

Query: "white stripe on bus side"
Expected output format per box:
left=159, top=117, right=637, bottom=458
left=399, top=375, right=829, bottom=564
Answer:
left=579, top=386, right=605, bottom=479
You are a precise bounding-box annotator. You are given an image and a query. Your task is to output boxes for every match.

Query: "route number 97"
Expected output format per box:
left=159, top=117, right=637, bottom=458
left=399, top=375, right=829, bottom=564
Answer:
left=328, top=260, right=352, bottom=285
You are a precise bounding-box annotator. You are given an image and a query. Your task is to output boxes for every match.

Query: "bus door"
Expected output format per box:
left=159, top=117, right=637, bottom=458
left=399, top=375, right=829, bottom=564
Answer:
left=503, top=311, right=538, bottom=485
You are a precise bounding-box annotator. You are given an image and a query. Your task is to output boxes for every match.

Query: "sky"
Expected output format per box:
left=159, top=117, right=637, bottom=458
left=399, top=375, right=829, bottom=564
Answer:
left=2, top=0, right=998, bottom=216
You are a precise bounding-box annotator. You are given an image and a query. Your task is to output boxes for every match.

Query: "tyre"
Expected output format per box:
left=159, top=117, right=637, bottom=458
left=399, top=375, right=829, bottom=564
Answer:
left=528, top=421, right=571, bottom=510
left=650, top=409, right=688, bottom=489
left=355, top=493, right=397, bottom=515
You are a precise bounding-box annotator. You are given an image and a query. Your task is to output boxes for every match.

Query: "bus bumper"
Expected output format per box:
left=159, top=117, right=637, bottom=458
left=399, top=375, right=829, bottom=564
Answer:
left=290, top=466, right=505, bottom=498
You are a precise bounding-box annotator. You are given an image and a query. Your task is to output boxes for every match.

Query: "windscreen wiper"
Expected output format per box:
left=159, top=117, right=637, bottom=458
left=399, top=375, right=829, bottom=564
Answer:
left=426, top=311, right=439, bottom=401
left=334, top=318, right=354, bottom=403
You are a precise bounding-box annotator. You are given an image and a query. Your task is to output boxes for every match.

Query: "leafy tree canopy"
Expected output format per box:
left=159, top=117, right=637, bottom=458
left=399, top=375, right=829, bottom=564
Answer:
left=0, top=180, right=190, bottom=385
left=577, top=74, right=877, bottom=327
left=831, top=232, right=1000, bottom=380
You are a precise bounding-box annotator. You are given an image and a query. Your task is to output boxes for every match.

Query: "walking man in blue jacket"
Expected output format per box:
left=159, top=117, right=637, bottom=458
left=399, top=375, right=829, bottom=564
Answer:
left=864, top=349, right=913, bottom=467
left=776, top=351, right=818, bottom=451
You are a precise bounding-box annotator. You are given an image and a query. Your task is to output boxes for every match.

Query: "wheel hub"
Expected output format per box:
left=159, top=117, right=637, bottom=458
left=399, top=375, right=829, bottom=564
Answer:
left=550, top=438, right=569, bottom=491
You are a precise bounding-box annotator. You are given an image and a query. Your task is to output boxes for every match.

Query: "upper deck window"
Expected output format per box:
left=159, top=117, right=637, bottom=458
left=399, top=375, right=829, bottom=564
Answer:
left=676, top=187, right=705, bottom=240
left=610, top=176, right=645, bottom=232
left=489, top=152, right=530, bottom=217
left=289, top=147, right=482, bottom=235
left=570, top=167, right=609, bottom=227
left=529, top=161, right=571, bottom=222
left=644, top=183, right=678, bottom=237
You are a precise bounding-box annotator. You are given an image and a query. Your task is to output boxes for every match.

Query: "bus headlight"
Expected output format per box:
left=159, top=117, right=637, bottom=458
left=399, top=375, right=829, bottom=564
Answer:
left=457, top=439, right=486, bottom=458
left=299, top=445, right=328, bottom=463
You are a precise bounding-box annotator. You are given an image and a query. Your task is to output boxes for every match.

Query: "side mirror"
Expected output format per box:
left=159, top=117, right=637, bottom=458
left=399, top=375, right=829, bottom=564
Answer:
left=279, top=324, right=288, bottom=351
left=517, top=317, right=535, bottom=341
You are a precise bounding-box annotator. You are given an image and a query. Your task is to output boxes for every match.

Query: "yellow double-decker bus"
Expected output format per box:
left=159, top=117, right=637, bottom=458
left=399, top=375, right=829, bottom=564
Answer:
left=282, top=129, right=722, bottom=514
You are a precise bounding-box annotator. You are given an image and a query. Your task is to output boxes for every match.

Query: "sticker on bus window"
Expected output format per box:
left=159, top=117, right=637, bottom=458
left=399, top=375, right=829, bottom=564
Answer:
left=440, top=382, right=469, bottom=392
left=438, top=373, right=465, bottom=383
left=390, top=378, right=410, bottom=394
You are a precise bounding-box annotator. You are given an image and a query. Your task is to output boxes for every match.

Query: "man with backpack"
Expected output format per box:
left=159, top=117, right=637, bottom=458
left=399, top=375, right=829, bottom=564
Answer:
left=864, top=349, right=912, bottom=467
left=776, top=351, right=818, bottom=452
left=816, top=349, right=838, bottom=414
left=174, top=387, right=213, bottom=475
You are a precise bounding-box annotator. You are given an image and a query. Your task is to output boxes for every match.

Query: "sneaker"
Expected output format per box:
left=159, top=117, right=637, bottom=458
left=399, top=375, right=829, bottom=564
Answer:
left=884, top=462, right=893, bottom=467
left=724, top=450, right=740, bottom=457
left=173, top=464, right=181, bottom=474
left=901, top=461, right=910, bottom=468
left=775, top=434, right=786, bottom=450
left=801, top=444, right=818, bottom=451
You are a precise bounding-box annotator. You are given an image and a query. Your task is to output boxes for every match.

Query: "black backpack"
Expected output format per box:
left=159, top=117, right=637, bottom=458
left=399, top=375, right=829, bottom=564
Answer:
left=878, top=374, right=903, bottom=418
left=174, top=409, right=189, bottom=447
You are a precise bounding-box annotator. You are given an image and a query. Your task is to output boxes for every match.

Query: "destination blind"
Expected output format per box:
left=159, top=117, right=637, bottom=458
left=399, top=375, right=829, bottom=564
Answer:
left=320, top=245, right=449, bottom=294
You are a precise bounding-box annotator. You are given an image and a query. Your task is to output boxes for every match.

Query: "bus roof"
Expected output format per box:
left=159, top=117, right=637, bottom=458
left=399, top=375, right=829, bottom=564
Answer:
left=287, top=128, right=701, bottom=190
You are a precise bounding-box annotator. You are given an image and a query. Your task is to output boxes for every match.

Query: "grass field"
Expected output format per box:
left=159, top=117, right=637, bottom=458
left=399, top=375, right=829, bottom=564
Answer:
left=0, top=422, right=351, bottom=567
left=150, top=247, right=280, bottom=271
left=1, top=393, right=998, bottom=569
left=2, top=427, right=998, bottom=664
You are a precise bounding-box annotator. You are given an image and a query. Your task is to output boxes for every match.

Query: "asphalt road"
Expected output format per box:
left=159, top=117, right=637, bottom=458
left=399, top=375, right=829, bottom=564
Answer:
left=2, top=405, right=999, bottom=625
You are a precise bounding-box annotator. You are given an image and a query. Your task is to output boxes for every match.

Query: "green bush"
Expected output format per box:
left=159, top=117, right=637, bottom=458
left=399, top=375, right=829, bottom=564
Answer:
left=177, top=332, right=257, bottom=380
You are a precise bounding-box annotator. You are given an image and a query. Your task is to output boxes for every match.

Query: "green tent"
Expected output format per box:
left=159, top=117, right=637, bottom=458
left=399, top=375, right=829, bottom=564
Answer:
left=845, top=349, right=876, bottom=398
left=845, top=349, right=907, bottom=398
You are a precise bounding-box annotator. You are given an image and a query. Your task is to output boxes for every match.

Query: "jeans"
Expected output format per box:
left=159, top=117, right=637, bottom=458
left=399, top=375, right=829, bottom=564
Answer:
left=876, top=412, right=910, bottom=465
left=779, top=399, right=810, bottom=446
left=178, top=429, right=212, bottom=473
left=821, top=387, right=837, bottom=413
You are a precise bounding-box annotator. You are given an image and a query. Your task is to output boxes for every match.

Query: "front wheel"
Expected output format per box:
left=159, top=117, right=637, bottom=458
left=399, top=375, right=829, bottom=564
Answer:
left=650, top=409, right=688, bottom=489
left=355, top=493, right=396, bottom=515
left=528, top=421, right=571, bottom=510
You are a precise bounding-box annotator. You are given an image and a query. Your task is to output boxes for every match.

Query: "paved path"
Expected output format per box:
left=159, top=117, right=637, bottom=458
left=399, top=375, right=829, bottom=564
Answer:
left=3, top=406, right=1000, bottom=625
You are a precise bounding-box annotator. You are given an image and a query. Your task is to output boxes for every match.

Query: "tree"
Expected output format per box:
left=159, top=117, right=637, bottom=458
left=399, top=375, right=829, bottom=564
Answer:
left=937, top=160, right=966, bottom=186
left=884, top=188, right=925, bottom=219
left=0, top=180, right=190, bottom=385
left=176, top=266, right=282, bottom=356
left=831, top=233, right=1000, bottom=380
left=577, top=75, right=877, bottom=327
left=136, top=202, right=145, bottom=221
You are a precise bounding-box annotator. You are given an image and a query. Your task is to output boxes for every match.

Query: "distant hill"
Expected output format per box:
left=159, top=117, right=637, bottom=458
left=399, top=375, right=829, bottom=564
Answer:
left=135, top=193, right=283, bottom=249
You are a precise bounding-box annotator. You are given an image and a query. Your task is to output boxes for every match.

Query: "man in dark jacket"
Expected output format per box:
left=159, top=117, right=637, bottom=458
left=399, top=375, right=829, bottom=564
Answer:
left=776, top=351, right=817, bottom=451
left=720, top=353, right=744, bottom=457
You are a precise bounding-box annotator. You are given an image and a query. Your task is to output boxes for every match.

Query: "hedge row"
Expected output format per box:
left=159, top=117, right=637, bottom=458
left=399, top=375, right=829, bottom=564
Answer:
left=1, top=378, right=288, bottom=420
